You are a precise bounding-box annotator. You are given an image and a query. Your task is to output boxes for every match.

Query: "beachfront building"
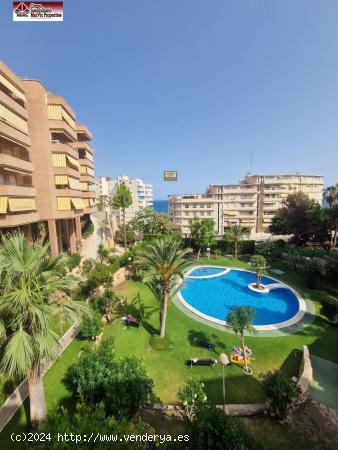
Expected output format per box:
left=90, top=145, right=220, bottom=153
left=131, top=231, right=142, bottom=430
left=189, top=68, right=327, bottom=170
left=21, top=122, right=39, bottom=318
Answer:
left=168, top=173, right=324, bottom=237
left=0, top=61, right=96, bottom=255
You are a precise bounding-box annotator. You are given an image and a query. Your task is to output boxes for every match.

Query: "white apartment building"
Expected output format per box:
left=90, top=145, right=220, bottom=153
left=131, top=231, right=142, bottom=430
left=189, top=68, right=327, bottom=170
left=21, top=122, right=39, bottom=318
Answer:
left=169, top=173, right=324, bottom=237
left=96, top=175, right=153, bottom=225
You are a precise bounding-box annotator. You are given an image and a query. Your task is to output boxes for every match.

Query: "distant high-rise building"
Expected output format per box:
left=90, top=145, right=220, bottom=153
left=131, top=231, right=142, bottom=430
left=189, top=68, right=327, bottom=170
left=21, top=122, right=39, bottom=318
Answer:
left=169, top=173, right=324, bottom=237
left=95, top=175, right=153, bottom=225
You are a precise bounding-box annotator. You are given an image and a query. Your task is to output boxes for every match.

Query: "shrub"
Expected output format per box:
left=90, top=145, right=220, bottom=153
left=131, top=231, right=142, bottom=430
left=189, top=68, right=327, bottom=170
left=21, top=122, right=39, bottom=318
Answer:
left=82, top=220, right=94, bottom=239
left=187, top=404, right=261, bottom=450
left=239, top=240, right=255, bottom=255
left=320, top=295, right=338, bottom=324
left=178, top=378, right=207, bottom=422
left=66, top=252, right=81, bottom=270
left=261, top=369, right=302, bottom=421
left=33, top=402, right=156, bottom=450
left=114, top=229, right=136, bottom=245
left=81, top=258, right=95, bottom=275
left=65, top=339, right=154, bottom=419
left=86, top=263, right=115, bottom=290
left=78, top=313, right=103, bottom=340
left=149, top=334, right=174, bottom=351
left=275, top=239, right=287, bottom=248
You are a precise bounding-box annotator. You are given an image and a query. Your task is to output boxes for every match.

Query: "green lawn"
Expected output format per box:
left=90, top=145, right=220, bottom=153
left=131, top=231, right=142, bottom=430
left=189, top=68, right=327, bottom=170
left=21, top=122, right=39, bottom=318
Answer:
left=1, top=256, right=337, bottom=447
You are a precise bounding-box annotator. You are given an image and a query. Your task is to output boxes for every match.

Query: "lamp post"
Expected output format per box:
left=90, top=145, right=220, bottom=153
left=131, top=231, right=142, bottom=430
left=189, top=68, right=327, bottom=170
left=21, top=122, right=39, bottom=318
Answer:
left=206, top=247, right=211, bottom=259
left=219, top=353, right=230, bottom=413
left=128, top=257, right=132, bottom=277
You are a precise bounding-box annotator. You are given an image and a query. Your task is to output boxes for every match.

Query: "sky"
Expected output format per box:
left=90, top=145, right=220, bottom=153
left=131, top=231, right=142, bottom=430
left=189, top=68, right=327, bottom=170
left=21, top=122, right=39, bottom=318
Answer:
left=1, top=0, right=338, bottom=199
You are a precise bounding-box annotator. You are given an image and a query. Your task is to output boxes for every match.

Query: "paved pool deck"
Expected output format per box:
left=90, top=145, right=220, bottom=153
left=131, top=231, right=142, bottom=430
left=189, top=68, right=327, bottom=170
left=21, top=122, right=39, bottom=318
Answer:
left=310, top=355, right=338, bottom=411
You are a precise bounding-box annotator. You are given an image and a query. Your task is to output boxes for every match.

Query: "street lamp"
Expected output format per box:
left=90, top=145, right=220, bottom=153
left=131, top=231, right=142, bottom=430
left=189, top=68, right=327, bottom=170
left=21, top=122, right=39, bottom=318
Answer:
left=206, top=247, right=211, bottom=259
left=219, top=353, right=230, bottom=413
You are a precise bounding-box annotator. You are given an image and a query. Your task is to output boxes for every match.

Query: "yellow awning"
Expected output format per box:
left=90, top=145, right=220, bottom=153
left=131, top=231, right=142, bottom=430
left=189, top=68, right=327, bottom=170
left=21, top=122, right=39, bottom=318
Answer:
left=0, top=74, right=26, bottom=103
left=66, top=154, right=80, bottom=169
left=87, top=167, right=94, bottom=176
left=0, top=104, right=28, bottom=134
left=86, top=152, right=93, bottom=162
left=48, top=105, right=63, bottom=120
left=55, top=175, right=68, bottom=185
left=8, top=198, right=36, bottom=212
left=71, top=197, right=84, bottom=210
left=80, top=165, right=87, bottom=175
left=89, top=198, right=96, bottom=206
left=83, top=198, right=90, bottom=208
left=0, top=196, right=8, bottom=213
left=62, top=109, right=76, bottom=129
left=56, top=197, right=71, bottom=211
left=80, top=182, right=89, bottom=191
left=52, top=153, right=67, bottom=167
left=68, top=177, right=81, bottom=190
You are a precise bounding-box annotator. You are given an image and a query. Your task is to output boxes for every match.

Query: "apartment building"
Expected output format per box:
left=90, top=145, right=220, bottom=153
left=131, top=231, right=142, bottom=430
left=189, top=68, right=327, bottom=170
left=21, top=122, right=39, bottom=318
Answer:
left=169, top=173, right=324, bottom=237
left=100, top=175, right=153, bottom=225
left=94, top=176, right=114, bottom=212
left=0, top=61, right=96, bottom=255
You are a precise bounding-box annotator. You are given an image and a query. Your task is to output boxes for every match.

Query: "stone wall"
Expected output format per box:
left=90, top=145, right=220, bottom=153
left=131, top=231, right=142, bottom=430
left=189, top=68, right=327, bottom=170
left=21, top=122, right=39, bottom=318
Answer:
left=113, top=267, right=126, bottom=287
left=298, top=345, right=313, bottom=397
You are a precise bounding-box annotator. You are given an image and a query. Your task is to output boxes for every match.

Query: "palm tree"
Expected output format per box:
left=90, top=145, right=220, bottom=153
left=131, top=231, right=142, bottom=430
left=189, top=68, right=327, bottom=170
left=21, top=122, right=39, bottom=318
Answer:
left=250, top=255, right=267, bottom=289
left=112, top=182, right=133, bottom=251
left=225, top=225, right=248, bottom=259
left=136, top=237, right=191, bottom=337
left=0, top=233, right=88, bottom=426
left=323, top=185, right=338, bottom=208
left=226, top=306, right=256, bottom=374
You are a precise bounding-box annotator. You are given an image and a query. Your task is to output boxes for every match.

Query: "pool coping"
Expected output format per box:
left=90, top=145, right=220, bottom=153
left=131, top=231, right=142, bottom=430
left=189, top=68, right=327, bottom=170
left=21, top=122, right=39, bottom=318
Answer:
left=176, top=266, right=308, bottom=332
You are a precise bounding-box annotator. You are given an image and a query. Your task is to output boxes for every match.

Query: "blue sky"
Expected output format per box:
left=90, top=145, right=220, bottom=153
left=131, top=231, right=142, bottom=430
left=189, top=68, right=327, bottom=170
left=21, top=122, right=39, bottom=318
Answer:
left=1, top=0, right=338, bottom=198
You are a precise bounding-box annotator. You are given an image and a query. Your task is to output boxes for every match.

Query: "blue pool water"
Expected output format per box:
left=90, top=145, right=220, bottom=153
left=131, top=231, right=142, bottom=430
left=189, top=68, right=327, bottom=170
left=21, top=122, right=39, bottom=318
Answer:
left=180, top=268, right=300, bottom=326
left=189, top=267, right=225, bottom=276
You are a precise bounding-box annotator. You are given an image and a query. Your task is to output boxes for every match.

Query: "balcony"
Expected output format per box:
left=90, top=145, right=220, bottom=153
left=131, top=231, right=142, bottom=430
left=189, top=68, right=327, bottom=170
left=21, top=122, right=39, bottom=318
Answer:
left=82, top=190, right=96, bottom=199
left=48, top=119, right=77, bottom=142
left=83, top=206, right=96, bottom=214
left=72, top=141, right=93, bottom=154
left=0, top=119, right=30, bottom=147
left=47, top=95, right=76, bottom=120
left=54, top=166, right=80, bottom=179
left=0, top=153, right=33, bottom=173
left=76, top=124, right=92, bottom=141
left=0, top=184, right=36, bottom=197
left=0, top=211, right=39, bottom=227
left=79, top=157, right=94, bottom=169
left=55, top=188, right=83, bottom=197
left=0, top=90, right=28, bottom=120
left=80, top=175, right=95, bottom=184
left=51, top=143, right=79, bottom=160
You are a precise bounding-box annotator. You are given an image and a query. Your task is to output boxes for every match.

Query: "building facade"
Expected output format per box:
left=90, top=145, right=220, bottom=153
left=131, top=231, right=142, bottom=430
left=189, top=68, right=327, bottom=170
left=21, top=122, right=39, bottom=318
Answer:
left=169, top=173, right=324, bottom=237
left=0, top=61, right=96, bottom=255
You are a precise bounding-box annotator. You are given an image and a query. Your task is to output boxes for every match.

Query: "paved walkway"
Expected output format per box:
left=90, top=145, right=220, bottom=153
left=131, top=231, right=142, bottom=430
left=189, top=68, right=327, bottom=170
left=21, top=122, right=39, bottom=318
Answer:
left=310, top=355, right=338, bottom=410
left=80, top=215, right=104, bottom=260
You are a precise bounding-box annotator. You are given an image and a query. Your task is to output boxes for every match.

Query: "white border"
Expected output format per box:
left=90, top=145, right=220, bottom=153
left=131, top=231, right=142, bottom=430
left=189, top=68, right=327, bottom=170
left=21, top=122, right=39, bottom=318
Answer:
left=177, top=266, right=307, bottom=331
left=186, top=265, right=231, bottom=279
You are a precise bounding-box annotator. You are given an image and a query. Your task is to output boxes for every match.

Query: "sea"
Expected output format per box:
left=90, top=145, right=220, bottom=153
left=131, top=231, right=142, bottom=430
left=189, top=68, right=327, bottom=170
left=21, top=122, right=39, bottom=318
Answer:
left=153, top=200, right=168, bottom=214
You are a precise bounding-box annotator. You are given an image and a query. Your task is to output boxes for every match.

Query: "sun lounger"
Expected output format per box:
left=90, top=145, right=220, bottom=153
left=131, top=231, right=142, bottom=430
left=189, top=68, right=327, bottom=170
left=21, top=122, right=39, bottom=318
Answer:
left=193, top=337, right=215, bottom=350
left=186, top=358, right=217, bottom=369
left=122, top=315, right=140, bottom=328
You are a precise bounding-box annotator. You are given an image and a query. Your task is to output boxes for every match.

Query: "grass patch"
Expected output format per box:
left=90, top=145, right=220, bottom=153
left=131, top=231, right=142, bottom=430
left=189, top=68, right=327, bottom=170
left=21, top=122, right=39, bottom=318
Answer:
left=149, top=334, right=175, bottom=351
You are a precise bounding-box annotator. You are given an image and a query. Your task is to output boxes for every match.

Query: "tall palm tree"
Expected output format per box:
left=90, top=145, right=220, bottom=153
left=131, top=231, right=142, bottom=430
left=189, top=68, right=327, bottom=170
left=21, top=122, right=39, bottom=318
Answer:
left=323, top=185, right=338, bottom=208
left=226, top=306, right=256, bottom=374
left=136, top=237, right=191, bottom=337
left=112, top=182, right=133, bottom=251
left=0, top=233, right=88, bottom=426
left=225, top=225, right=248, bottom=259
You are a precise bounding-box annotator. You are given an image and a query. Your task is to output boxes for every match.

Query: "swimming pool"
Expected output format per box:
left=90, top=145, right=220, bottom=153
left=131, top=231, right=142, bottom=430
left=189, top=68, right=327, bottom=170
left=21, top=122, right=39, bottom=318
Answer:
left=178, top=267, right=305, bottom=330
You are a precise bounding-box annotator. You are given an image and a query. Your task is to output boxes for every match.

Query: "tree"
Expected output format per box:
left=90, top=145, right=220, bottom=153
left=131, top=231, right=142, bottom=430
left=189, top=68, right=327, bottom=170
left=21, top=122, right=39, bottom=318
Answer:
left=187, top=403, right=260, bottom=450
left=325, top=205, right=338, bottom=248
left=112, top=182, right=133, bottom=251
left=226, top=306, right=256, bottom=374
left=188, top=218, right=215, bottom=259
left=323, top=184, right=338, bottom=208
left=178, top=378, right=207, bottom=422
left=97, top=243, right=110, bottom=263
left=224, top=225, right=248, bottom=259
left=128, top=207, right=180, bottom=238
left=269, top=192, right=327, bottom=244
left=65, top=339, right=153, bottom=419
left=0, top=233, right=88, bottom=425
left=136, top=237, right=191, bottom=337
left=262, top=369, right=302, bottom=421
left=250, top=255, right=267, bottom=289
